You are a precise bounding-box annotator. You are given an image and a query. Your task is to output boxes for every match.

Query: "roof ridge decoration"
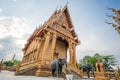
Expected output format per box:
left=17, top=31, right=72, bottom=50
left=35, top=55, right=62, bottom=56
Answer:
left=23, top=5, right=80, bottom=51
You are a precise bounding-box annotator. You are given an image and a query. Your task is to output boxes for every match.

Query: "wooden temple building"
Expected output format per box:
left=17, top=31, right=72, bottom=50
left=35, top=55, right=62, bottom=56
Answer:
left=106, top=8, right=120, bottom=35
left=16, top=5, right=81, bottom=76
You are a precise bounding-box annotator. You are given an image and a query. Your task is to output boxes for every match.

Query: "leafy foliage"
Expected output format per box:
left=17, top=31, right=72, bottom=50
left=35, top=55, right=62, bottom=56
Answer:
left=13, top=60, right=21, bottom=66
left=79, top=53, right=117, bottom=72
left=3, top=61, right=14, bottom=66
left=78, top=63, right=82, bottom=68
left=3, top=60, right=21, bottom=67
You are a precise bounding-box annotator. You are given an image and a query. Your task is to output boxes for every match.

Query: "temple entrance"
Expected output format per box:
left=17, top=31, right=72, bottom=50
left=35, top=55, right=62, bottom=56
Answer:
left=53, top=37, right=68, bottom=60
left=53, top=52, right=59, bottom=59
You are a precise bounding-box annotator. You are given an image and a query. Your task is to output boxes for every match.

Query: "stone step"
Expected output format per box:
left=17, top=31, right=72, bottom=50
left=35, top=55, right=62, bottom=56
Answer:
left=16, top=67, right=36, bottom=75
left=48, top=77, right=94, bottom=80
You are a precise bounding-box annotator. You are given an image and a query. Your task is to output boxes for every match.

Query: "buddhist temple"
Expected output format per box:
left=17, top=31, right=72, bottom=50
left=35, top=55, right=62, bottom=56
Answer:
left=16, top=5, right=81, bottom=76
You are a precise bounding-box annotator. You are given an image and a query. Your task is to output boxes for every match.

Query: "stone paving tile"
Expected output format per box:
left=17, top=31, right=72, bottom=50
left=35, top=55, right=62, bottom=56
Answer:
left=0, top=70, right=93, bottom=80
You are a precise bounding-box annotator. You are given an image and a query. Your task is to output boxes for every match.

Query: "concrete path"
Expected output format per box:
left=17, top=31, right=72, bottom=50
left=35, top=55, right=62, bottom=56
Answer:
left=0, top=70, right=93, bottom=80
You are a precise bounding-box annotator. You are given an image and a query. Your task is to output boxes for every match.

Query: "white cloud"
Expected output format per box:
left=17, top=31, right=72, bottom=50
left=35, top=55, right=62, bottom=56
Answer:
left=0, top=44, right=4, bottom=49
left=0, top=16, right=33, bottom=60
left=76, top=32, right=120, bottom=62
left=0, top=16, right=31, bottom=39
left=0, top=8, right=3, bottom=13
left=5, top=52, right=14, bottom=61
left=15, top=38, right=27, bottom=48
left=79, top=33, right=98, bottom=50
left=12, top=0, right=17, bottom=2
left=5, top=50, right=23, bottom=61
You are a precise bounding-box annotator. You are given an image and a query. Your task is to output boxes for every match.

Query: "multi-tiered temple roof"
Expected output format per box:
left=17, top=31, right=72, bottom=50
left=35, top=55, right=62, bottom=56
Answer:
left=23, top=5, right=80, bottom=51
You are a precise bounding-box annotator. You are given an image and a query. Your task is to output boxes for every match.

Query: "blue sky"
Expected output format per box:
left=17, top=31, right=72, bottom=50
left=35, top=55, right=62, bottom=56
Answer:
left=0, top=0, right=120, bottom=65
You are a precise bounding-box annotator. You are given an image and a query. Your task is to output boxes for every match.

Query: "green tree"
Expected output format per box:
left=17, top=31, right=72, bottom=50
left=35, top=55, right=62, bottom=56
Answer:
left=3, top=61, right=14, bottom=66
left=80, top=53, right=117, bottom=72
left=82, top=55, right=96, bottom=70
left=13, top=60, right=21, bottom=66
left=94, top=53, right=101, bottom=59
left=78, top=63, right=82, bottom=68
left=101, top=55, right=117, bottom=72
left=3, top=60, right=21, bottom=67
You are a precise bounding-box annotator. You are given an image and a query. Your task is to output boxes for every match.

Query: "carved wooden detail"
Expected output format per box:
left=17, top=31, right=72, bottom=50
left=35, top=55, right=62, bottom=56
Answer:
left=16, top=5, right=80, bottom=76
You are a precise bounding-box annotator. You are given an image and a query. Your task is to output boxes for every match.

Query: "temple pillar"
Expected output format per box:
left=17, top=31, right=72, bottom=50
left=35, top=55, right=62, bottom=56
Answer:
left=31, top=53, right=34, bottom=62
left=23, top=57, right=25, bottom=63
left=31, top=40, right=35, bottom=61
left=35, top=38, right=42, bottom=61
left=68, top=40, right=73, bottom=65
left=35, top=32, right=51, bottom=76
left=23, top=56, right=26, bottom=63
left=73, top=43, right=77, bottom=66
left=27, top=54, right=29, bottom=62
left=50, top=34, right=57, bottom=61
left=25, top=56, right=27, bottom=63
left=27, top=54, right=30, bottom=62
left=22, top=57, right=24, bottom=63
left=30, top=40, right=34, bottom=53
left=41, top=32, right=50, bottom=62
left=27, top=55, right=29, bottom=63
left=26, top=55, right=28, bottom=63
left=33, top=52, right=35, bottom=62
left=35, top=38, right=39, bottom=61
left=29, top=44, right=32, bottom=53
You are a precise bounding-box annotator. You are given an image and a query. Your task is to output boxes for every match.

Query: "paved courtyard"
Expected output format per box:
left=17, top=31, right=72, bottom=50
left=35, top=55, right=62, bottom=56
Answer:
left=0, top=70, right=93, bottom=80
left=0, top=70, right=53, bottom=80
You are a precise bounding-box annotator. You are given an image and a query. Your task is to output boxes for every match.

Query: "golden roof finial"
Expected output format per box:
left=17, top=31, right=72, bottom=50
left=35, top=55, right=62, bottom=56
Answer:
left=66, top=0, right=69, bottom=6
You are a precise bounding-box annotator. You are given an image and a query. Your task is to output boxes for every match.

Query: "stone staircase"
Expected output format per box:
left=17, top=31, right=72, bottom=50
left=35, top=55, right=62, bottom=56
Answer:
left=69, top=66, right=82, bottom=77
left=62, top=65, right=83, bottom=79
left=15, top=66, right=37, bottom=75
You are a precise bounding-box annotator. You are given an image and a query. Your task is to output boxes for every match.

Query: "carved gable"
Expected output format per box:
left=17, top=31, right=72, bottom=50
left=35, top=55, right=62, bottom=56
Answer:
left=57, top=13, right=69, bottom=27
